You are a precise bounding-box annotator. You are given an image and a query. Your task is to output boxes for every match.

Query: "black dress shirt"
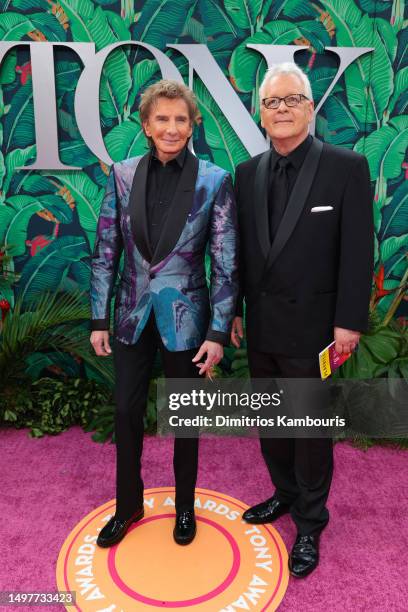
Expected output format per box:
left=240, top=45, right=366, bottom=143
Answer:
left=269, top=134, right=313, bottom=197
left=146, top=147, right=186, bottom=253
left=268, top=134, right=312, bottom=242
left=145, top=146, right=227, bottom=346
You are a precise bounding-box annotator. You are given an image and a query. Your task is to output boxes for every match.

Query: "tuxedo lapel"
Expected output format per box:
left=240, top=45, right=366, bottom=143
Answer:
left=129, top=152, right=152, bottom=262
left=265, top=137, right=323, bottom=271
left=254, top=149, right=272, bottom=261
left=151, top=149, right=199, bottom=266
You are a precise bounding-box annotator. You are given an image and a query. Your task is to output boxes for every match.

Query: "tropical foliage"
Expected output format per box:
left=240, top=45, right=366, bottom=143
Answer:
left=1, top=376, right=115, bottom=438
left=0, top=287, right=114, bottom=387
left=0, top=1, right=406, bottom=397
left=0, top=375, right=157, bottom=441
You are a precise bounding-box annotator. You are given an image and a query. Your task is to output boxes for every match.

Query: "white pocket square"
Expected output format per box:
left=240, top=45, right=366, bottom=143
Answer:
left=311, top=206, right=334, bottom=212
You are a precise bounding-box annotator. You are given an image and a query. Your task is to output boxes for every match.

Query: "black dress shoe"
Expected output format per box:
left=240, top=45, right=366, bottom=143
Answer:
left=97, top=508, right=144, bottom=548
left=173, top=510, right=196, bottom=545
left=242, top=496, right=290, bottom=524
left=289, top=534, right=319, bottom=578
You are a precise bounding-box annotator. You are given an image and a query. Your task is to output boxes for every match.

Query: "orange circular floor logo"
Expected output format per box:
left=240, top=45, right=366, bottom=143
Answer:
left=56, top=488, right=289, bottom=611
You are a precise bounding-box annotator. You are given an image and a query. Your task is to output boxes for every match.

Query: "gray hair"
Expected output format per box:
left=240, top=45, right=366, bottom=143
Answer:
left=259, top=62, right=313, bottom=102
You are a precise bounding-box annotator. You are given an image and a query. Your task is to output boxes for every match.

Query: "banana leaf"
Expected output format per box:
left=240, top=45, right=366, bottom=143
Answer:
left=198, top=0, right=240, bottom=38
left=15, top=235, right=90, bottom=304
left=194, top=78, right=249, bottom=174
left=41, top=170, right=104, bottom=245
left=319, top=1, right=394, bottom=124
left=0, top=49, right=17, bottom=86
left=132, top=0, right=197, bottom=47
left=354, top=116, right=408, bottom=182
left=57, top=0, right=95, bottom=41
left=230, top=19, right=330, bottom=92
left=380, top=182, right=408, bottom=241
left=3, top=80, right=34, bottom=152
left=0, top=195, right=45, bottom=254
left=104, top=111, right=148, bottom=161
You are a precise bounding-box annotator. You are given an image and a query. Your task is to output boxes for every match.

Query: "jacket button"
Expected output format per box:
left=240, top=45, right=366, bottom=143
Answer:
left=288, top=298, right=297, bottom=304
left=149, top=272, right=155, bottom=280
left=260, top=291, right=267, bottom=297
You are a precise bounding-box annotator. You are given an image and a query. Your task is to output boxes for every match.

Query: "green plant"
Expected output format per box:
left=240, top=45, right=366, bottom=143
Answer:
left=335, top=319, right=408, bottom=380
left=0, top=290, right=114, bottom=389
left=0, top=374, right=159, bottom=442
left=344, top=435, right=408, bottom=451
left=0, top=243, right=19, bottom=312
left=1, top=376, right=115, bottom=439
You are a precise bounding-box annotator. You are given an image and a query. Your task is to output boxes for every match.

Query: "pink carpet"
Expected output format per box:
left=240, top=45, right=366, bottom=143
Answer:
left=0, top=428, right=407, bottom=611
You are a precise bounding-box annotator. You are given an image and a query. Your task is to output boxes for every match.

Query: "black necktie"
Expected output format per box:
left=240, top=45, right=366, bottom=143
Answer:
left=269, top=156, right=289, bottom=242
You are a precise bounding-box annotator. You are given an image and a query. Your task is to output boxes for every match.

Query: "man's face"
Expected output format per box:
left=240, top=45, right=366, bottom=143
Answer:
left=260, top=74, right=314, bottom=144
left=143, top=97, right=193, bottom=161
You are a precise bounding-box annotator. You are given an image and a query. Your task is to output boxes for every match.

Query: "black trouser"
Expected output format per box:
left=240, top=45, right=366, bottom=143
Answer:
left=113, top=312, right=200, bottom=520
left=247, top=348, right=333, bottom=537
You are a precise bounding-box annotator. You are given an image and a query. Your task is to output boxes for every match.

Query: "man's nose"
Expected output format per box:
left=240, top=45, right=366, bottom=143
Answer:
left=166, top=119, right=178, bottom=133
left=276, top=99, right=289, bottom=111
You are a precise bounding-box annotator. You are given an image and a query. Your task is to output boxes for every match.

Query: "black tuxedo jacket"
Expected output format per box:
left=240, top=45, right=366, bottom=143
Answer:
left=235, top=136, right=374, bottom=357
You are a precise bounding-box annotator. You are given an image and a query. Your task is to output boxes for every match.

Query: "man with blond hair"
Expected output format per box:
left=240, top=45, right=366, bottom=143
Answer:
left=232, top=63, right=373, bottom=577
left=91, top=80, right=238, bottom=547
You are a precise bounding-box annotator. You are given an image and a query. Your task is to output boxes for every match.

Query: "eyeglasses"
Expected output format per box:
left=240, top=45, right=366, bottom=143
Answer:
left=262, top=94, right=309, bottom=109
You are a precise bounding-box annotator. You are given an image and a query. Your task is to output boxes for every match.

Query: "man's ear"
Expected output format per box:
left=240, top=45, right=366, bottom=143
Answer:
left=142, top=120, right=150, bottom=137
left=307, top=101, right=314, bottom=123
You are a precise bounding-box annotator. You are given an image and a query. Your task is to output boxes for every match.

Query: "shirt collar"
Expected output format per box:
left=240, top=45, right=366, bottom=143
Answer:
left=151, top=146, right=187, bottom=168
left=271, top=134, right=312, bottom=170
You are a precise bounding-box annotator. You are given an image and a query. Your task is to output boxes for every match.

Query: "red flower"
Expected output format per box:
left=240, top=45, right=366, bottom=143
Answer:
left=373, top=264, right=392, bottom=300
left=16, top=62, right=32, bottom=85
left=0, top=298, right=10, bottom=322
left=25, top=235, right=52, bottom=257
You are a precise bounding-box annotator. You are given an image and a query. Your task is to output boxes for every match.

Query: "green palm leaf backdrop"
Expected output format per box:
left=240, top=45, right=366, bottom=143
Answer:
left=0, top=0, right=407, bottom=385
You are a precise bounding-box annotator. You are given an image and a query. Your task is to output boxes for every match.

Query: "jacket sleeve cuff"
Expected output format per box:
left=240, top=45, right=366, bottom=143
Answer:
left=234, top=290, right=244, bottom=317
left=333, top=317, right=369, bottom=334
left=206, top=329, right=230, bottom=346
left=90, top=318, right=110, bottom=331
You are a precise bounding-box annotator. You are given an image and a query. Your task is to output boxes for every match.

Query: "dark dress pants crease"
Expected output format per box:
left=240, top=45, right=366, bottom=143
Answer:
left=247, top=348, right=333, bottom=536
left=113, top=311, right=200, bottom=520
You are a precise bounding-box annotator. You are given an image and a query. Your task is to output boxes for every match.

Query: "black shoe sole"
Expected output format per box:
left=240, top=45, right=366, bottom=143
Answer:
left=289, top=561, right=319, bottom=578
left=97, top=509, right=145, bottom=548
left=242, top=508, right=290, bottom=524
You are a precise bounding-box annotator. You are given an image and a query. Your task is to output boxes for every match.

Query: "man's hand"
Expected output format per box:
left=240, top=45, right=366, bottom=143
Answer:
left=192, top=340, right=223, bottom=376
left=334, top=327, right=361, bottom=355
left=90, top=330, right=112, bottom=356
left=231, top=316, right=244, bottom=348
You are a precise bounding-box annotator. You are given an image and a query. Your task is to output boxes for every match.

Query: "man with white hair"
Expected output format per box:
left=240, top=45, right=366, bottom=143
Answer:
left=232, top=62, right=373, bottom=577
